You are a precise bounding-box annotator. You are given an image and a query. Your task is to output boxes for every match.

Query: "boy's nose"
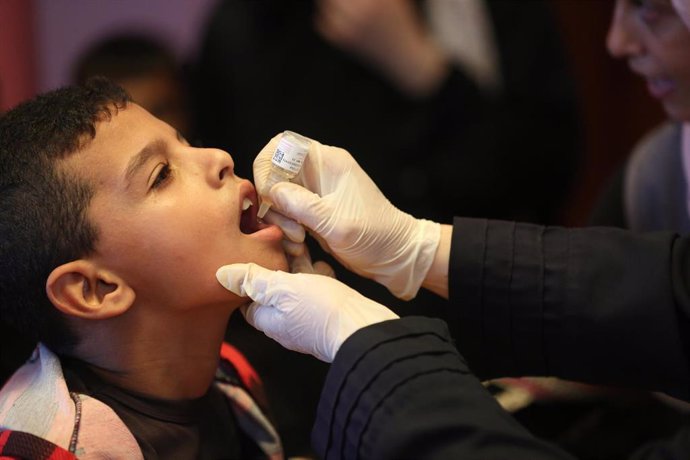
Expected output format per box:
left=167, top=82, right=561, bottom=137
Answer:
left=203, top=148, right=235, bottom=185
left=607, top=1, right=644, bottom=59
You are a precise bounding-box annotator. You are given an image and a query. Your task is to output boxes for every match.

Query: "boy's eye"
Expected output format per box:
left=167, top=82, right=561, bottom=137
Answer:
left=151, top=163, right=171, bottom=190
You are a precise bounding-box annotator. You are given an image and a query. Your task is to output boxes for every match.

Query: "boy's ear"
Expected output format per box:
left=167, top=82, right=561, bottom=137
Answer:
left=46, top=260, right=135, bottom=320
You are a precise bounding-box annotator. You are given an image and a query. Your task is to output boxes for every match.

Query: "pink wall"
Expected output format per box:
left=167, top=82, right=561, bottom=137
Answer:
left=0, top=0, right=37, bottom=111
left=35, top=0, right=217, bottom=92
left=0, top=0, right=217, bottom=109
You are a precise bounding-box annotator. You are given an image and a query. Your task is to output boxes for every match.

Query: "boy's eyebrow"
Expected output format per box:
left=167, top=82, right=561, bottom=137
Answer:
left=124, top=139, right=166, bottom=187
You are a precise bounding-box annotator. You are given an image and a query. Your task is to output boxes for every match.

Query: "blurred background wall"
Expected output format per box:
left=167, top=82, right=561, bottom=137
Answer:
left=0, top=0, right=667, bottom=224
left=34, top=0, right=216, bottom=92
left=0, top=0, right=36, bottom=111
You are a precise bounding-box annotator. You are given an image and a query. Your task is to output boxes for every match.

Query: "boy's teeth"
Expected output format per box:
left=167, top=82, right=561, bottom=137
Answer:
left=242, top=198, right=253, bottom=211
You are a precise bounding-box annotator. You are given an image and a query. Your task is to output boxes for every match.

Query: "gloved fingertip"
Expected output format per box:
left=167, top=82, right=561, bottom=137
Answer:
left=290, top=254, right=315, bottom=275
left=270, top=182, right=303, bottom=207
left=282, top=239, right=306, bottom=257
left=313, top=260, right=336, bottom=278
left=215, top=264, right=250, bottom=295
left=264, top=209, right=306, bottom=243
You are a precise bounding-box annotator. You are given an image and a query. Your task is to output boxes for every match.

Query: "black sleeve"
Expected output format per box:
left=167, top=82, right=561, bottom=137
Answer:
left=449, top=217, right=690, bottom=399
left=630, top=428, right=690, bottom=459
left=312, top=316, right=576, bottom=460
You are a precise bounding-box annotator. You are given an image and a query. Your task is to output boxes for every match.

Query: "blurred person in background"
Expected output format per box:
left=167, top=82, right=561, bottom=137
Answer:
left=193, top=0, right=581, bottom=226
left=503, top=1, right=690, bottom=456
left=592, top=0, right=690, bottom=234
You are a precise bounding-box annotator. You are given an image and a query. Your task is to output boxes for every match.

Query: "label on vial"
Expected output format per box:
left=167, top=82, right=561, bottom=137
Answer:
left=271, top=137, right=308, bottom=174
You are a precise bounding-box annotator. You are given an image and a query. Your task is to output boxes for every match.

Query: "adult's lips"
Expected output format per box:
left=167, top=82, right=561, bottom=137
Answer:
left=647, top=77, right=676, bottom=99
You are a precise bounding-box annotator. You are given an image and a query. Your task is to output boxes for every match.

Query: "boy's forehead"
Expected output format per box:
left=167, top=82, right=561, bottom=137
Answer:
left=61, top=104, right=161, bottom=184
left=93, top=103, right=157, bottom=144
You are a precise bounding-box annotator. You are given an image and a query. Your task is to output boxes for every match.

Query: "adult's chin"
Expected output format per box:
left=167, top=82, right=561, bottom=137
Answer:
left=663, top=102, right=690, bottom=123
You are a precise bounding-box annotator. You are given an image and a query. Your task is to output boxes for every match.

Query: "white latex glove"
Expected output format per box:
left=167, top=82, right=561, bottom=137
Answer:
left=216, top=262, right=399, bottom=362
left=285, top=240, right=336, bottom=278
left=254, top=134, right=441, bottom=300
left=673, top=0, right=690, bottom=29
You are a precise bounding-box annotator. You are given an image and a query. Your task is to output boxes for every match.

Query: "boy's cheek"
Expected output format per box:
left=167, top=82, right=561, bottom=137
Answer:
left=247, top=252, right=289, bottom=275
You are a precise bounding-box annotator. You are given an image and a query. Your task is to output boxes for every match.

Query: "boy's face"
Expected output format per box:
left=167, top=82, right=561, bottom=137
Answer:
left=608, top=0, right=690, bottom=121
left=63, top=103, right=288, bottom=312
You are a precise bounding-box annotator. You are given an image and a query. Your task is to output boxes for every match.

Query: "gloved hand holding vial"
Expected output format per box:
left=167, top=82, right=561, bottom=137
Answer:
left=252, top=132, right=443, bottom=300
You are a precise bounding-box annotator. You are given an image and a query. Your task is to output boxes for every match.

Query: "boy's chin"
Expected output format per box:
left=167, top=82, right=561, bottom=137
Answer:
left=271, top=253, right=290, bottom=272
left=247, top=251, right=290, bottom=273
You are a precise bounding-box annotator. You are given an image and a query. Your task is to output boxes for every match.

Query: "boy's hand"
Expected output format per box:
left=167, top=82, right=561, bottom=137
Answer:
left=254, top=134, right=441, bottom=300
left=215, top=263, right=398, bottom=362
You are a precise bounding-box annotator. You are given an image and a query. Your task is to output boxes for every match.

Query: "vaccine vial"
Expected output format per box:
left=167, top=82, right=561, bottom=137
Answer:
left=257, top=131, right=311, bottom=218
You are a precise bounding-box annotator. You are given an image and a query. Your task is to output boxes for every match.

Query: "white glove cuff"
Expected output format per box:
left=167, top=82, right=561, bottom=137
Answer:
left=384, top=219, right=442, bottom=300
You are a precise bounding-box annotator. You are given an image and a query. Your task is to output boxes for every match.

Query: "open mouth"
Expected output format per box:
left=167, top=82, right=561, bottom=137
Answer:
left=239, top=184, right=273, bottom=235
left=240, top=196, right=259, bottom=234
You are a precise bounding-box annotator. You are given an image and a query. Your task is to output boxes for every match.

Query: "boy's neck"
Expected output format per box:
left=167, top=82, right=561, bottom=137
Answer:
left=74, top=302, right=235, bottom=400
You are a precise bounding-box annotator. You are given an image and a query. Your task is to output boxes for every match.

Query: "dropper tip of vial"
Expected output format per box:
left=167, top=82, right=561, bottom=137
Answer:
left=257, top=201, right=272, bottom=219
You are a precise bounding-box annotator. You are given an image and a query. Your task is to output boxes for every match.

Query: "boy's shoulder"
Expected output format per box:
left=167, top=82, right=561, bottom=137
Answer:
left=0, top=344, right=143, bottom=459
left=0, top=343, right=283, bottom=460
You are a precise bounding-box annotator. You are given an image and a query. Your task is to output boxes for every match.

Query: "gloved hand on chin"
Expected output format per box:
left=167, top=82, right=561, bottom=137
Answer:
left=216, top=254, right=399, bottom=363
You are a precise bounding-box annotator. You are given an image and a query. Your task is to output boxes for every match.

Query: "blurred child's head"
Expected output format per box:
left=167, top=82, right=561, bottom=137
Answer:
left=0, top=78, right=286, bottom=354
left=74, top=34, right=190, bottom=136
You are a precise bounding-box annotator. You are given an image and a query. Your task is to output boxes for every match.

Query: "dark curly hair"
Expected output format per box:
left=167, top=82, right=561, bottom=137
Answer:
left=0, top=77, right=130, bottom=351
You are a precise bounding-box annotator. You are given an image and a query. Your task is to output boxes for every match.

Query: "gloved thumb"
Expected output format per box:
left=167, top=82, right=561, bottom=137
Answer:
left=270, top=182, right=330, bottom=232
left=242, top=301, right=285, bottom=334
left=216, top=263, right=288, bottom=305
left=262, top=209, right=306, bottom=243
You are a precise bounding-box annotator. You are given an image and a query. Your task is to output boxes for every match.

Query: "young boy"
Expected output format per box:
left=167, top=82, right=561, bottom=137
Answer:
left=0, top=78, right=288, bottom=459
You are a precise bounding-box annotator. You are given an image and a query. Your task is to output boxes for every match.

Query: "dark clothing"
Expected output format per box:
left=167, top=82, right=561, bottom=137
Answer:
left=448, top=217, right=690, bottom=399
left=193, top=0, right=580, bottom=225
left=61, top=357, right=260, bottom=460
left=315, top=317, right=575, bottom=460
left=315, top=218, right=690, bottom=459
left=590, top=122, right=690, bottom=234
left=586, top=123, right=690, bottom=456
